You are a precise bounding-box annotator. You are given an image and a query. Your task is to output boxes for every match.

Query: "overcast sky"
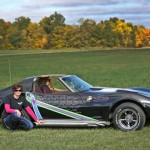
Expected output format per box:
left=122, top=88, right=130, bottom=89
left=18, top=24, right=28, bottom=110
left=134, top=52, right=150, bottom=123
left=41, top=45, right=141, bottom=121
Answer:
left=0, top=0, right=150, bottom=27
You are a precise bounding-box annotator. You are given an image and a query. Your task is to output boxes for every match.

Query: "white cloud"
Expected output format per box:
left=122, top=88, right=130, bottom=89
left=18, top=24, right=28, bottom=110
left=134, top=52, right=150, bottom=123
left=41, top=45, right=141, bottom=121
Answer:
left=0, top=0, right=150, bottom=27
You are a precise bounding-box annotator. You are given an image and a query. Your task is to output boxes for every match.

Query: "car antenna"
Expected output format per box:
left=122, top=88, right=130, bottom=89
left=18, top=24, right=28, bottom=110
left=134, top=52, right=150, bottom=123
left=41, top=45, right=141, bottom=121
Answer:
left=8, top=57, right=12, bottom=85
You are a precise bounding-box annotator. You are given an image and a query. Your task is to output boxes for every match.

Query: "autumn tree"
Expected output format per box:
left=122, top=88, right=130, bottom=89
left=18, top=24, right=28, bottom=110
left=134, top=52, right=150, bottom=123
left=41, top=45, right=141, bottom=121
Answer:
left=134, top=25, right=148, bottom=47
left=25, top=22, right=48, bottom=49
left=114, top=20, right=132, bottom=47
left=0, top=19, right=13, bottom=49
left=0, top=14, right=149, bottom=49
left=144, top=29, right=150, bottom=46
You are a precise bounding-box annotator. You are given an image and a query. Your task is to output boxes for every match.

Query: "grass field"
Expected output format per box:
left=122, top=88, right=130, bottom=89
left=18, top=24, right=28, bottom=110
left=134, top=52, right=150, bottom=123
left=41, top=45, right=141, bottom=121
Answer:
left=1, top=48, right=150, bottom=150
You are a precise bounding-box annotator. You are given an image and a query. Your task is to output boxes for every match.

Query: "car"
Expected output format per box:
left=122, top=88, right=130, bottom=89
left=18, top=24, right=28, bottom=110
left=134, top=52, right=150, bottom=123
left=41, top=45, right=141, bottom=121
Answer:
left=1, top=74, right=150, bottom=131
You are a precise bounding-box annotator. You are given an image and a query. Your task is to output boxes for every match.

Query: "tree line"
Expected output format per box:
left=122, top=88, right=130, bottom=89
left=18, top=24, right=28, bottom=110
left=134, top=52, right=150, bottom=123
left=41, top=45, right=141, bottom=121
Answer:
left=0, top=12, right=150, bottom=50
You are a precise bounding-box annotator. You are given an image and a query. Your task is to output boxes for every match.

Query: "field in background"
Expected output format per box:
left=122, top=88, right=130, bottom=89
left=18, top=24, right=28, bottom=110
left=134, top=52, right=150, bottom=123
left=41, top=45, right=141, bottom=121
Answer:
left=0, top=48, right=150, bottom=89
left=0, top=49, right=150, bottom=150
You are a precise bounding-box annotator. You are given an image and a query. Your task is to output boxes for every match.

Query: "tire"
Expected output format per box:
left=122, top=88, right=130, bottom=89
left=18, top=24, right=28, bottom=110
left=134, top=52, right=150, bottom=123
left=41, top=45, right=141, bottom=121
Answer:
left=113, top=102, right=146, bottom=131
left=1, top=110, right=7, bottom=128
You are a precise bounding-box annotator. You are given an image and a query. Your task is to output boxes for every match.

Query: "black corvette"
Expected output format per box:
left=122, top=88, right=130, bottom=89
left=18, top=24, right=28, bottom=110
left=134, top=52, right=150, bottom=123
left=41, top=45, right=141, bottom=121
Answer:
left=1, top=74, right=150, bottom=131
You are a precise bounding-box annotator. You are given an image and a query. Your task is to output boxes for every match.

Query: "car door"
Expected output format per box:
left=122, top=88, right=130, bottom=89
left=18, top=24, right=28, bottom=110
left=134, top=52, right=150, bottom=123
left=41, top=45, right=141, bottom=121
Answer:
left=33, top=92, right=84, bottom=119
left=75, top=92, right=111, bottom=120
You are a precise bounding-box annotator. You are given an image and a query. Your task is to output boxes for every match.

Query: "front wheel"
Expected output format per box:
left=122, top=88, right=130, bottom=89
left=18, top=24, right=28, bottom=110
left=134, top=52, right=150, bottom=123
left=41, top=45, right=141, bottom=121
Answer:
left=113, top=103, right=146, bottom=131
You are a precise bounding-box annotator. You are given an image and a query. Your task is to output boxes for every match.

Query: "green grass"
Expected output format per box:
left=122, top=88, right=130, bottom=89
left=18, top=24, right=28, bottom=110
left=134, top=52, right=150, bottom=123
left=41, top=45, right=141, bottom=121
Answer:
left=1, top=48, right=150, bottom=150
left=1, top=125, right=150, bottom=150
left=0, top=49, right=150, bottom=89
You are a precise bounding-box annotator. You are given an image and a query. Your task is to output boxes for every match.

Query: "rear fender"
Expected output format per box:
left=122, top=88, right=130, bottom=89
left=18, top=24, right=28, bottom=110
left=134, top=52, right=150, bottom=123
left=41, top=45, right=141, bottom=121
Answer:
left=0, top=98, right=4, bottom=117
left=0, top=103, right=4, bottom=117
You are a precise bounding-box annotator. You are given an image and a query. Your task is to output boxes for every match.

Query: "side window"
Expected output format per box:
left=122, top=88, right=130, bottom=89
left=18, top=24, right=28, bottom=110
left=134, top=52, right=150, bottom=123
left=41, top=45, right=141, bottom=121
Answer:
left=32, top=76, right=70, bottom=94
left=33, top=78, right=43, bottom=93
left=51, top=76, right=69, bottom=92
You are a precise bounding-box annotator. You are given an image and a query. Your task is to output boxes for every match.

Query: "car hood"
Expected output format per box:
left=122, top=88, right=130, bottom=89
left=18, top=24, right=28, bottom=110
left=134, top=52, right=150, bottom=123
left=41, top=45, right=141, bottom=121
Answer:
left=127, top=87, right=150, bottom=97
left=85, top=87, right=150, bottom=98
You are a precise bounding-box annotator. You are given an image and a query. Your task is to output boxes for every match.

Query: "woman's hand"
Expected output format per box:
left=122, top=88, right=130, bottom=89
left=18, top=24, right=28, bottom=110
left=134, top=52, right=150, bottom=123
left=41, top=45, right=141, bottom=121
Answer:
left=36, top=120, right=44, bottom=125
left=15, top=109, right=21, bottom=117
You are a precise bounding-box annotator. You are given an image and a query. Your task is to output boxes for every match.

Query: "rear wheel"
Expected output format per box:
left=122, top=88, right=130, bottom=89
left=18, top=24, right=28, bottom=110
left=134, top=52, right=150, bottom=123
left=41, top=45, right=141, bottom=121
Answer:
left=113, top=103, right=146, bottom=131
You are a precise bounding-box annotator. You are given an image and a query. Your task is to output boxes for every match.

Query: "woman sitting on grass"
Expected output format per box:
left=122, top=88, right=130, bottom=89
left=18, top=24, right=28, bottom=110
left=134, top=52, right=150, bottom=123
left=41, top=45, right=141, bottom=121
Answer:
left=2, top=83, right=42, bottom=131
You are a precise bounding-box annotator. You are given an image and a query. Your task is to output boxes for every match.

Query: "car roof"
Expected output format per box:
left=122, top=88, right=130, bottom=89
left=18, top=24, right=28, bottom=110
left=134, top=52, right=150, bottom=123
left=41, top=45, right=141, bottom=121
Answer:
left=31, top=74, right=68, bottom=82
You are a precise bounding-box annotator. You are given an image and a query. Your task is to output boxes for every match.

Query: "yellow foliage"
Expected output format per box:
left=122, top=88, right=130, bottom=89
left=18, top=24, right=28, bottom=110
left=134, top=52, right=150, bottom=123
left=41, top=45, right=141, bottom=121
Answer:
left=135, top=26, right=146, bottom=47
left=114, top=20, right=132, bottom=47
left=115, top=21, right=132, bottom=35
left=0, top=35, right=3, bottom=40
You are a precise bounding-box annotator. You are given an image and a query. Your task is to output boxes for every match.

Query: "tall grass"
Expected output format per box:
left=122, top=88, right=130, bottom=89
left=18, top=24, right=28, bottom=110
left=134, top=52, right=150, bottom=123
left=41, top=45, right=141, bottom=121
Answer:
left=0, top=49, right=150, bottom=150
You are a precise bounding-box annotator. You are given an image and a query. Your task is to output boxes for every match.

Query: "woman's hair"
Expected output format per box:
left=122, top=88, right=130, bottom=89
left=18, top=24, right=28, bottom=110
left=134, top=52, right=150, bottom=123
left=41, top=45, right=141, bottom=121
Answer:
left=12, top=83, right=23, bottom=92
left=40, top=78, right=51, bottom=86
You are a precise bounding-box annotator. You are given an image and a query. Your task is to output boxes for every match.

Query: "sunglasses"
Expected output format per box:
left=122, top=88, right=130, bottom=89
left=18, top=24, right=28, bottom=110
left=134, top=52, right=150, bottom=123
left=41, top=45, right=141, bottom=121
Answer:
left=14, top=90, right=22, bottom=92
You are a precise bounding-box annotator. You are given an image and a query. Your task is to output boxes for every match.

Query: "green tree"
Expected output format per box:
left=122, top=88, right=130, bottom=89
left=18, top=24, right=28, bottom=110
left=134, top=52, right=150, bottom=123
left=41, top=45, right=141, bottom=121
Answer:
left=8, top=28, right=23, bottom=48
left=100, top=19, right=119, bottom=47
left=13, top=16, right=31, bottom=30
left=78, top=18, right=96, bottom=47
left=65, top=25, right=83, bottom=48
left=0, top=19, right=5, bottom=48
left=39, top=12, right=65, bottom=48
left=40, top=12, right=65, bottom=35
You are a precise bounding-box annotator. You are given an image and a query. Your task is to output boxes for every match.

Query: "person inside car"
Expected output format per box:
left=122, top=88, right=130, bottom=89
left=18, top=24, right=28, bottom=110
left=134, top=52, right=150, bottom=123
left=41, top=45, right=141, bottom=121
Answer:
left=40, top=78, right=55, bottom=94
left=40, top=77, right=68, bottom=94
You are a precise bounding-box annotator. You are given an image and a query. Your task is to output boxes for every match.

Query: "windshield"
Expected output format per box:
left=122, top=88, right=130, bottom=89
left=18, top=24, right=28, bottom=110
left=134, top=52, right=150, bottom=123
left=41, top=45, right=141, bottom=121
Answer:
left=60, top=75, right=93, bottom=92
